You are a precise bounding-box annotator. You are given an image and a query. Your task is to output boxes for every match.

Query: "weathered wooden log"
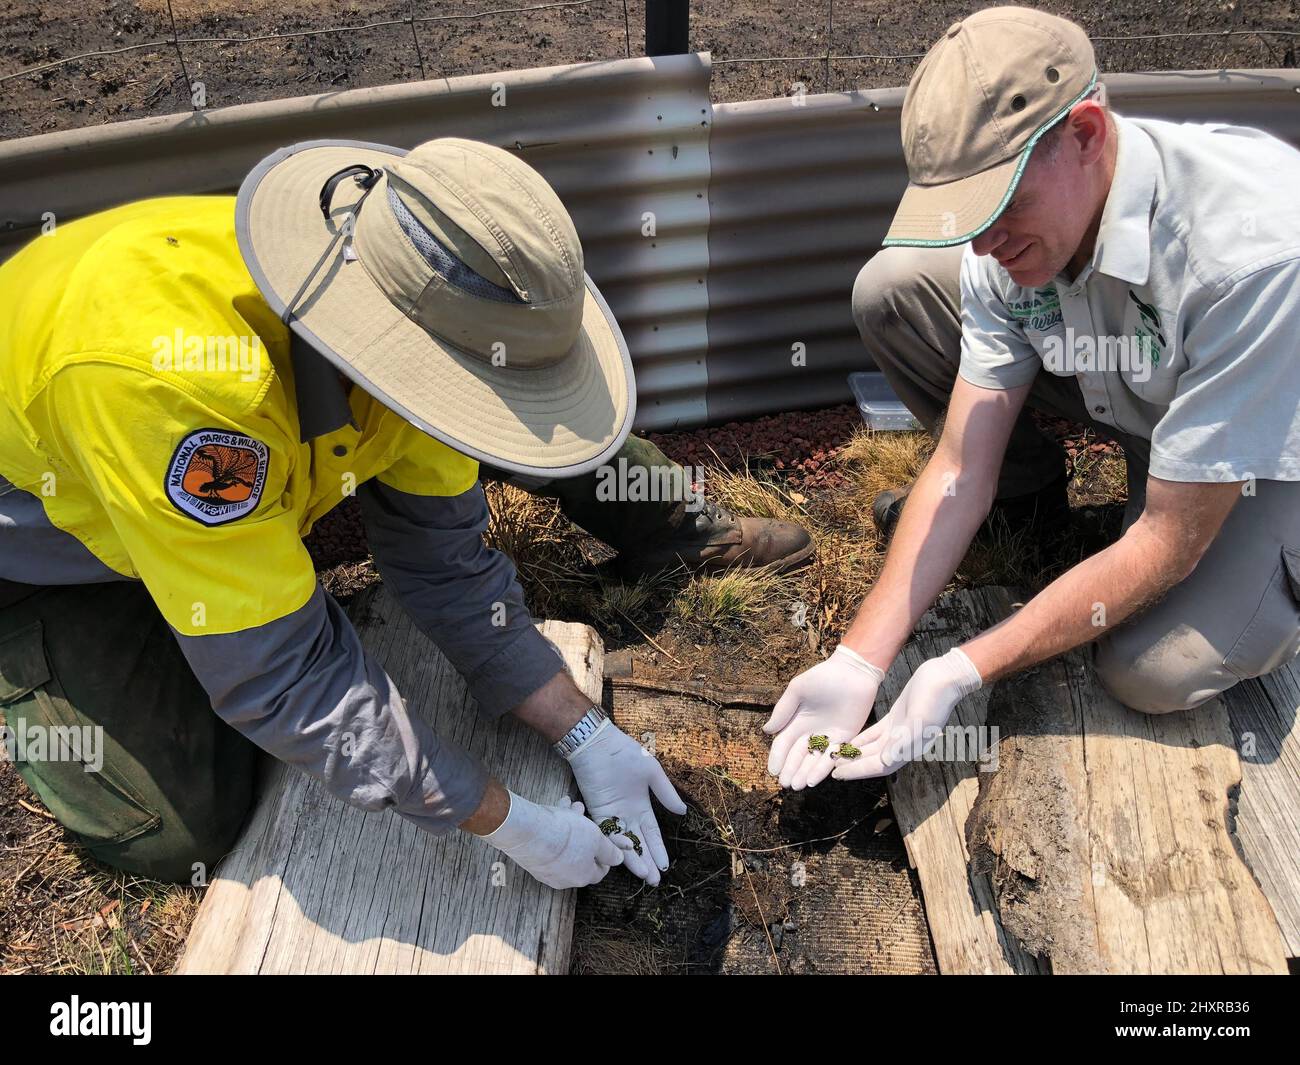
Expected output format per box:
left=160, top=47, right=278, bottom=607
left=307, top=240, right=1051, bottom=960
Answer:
left=885, top=587, right=1288, bottom=974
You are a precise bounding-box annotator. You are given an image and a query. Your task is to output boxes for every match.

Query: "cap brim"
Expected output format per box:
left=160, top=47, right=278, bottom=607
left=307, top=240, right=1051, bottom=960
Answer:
left=236, top=140, right=635, bottom=479
left=882, top=148, right=1027, bottom=248
left=883, top=73, right=1099, bottom=248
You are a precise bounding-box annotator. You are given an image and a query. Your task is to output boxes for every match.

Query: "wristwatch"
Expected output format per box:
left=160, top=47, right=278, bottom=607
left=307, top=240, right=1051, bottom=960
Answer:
left=552, top=704, right=608, bottom=759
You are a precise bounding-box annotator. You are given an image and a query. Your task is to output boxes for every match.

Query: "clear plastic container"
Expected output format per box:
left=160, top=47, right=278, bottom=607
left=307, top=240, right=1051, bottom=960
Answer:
left=848, top=371, right=922, bottom=431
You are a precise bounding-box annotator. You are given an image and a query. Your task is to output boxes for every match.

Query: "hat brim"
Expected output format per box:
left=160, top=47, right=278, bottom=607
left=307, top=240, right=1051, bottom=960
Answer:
left=882, top=148, right=1027, bottom=248
left=236, top=140, right=636, bottom=479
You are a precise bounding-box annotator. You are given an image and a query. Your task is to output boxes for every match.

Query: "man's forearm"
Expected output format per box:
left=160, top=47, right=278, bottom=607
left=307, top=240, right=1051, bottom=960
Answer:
left=511, top=669, right=591, bottom=743
left=959, top=523, right=1188, bottom=682
left=841, top=453, right=994, bottom=668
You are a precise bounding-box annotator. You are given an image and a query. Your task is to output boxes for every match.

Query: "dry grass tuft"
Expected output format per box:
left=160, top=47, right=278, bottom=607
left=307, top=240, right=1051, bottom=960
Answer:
left=1068, top=443, right=1130, bottom=508
left=835, top=429, right=935, bottom=512
left=698, top=459, right=809, bottom=522
left=671, top=566, right=790, bottom=631
left=317, top=558, right=380, bottom=602
left=952, top=513, right=1044, bottom=590
left=583, top=571, right=674, bottom=627
left=570, top=921, right=673, bottom=975
left=787, top=429, right=936, bottom=642
left=652, top=433, right=940, bottom=654
left=793, top=539, right=880, bottom=652
left=483, top=482, right=597, bottom=618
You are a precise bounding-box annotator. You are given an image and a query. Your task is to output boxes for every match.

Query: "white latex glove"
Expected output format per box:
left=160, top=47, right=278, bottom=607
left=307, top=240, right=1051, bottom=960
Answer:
left=566, top=721, right=687, bottom=887
left=832, top=647, right=982, bottom=780
left=764, top=645, right=886, bottom=790
left=480, top=792, right=624, bottom=889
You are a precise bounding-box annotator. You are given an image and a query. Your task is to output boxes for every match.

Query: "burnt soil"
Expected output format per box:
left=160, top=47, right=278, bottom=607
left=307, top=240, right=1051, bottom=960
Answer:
left=2, top=0, right=1295, bottom=139
left=574, top=757, right=922, bottom=974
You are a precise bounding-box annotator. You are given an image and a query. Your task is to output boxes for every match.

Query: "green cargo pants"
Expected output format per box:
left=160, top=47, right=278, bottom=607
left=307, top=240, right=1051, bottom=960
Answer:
left=0, top=578, right=257, bottom=883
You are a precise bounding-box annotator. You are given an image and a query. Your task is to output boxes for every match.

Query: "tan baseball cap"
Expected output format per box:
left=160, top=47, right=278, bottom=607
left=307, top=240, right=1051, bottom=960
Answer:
left=883, top=6, right=1098, bottom=247
left=236, top=137, right=635, bottom=478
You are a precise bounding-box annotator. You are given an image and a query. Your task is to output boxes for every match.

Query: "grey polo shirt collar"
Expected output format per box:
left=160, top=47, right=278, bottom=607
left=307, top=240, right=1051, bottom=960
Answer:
left=1061, top=115, right=1157, bottom=292
left=290, top=332, right=357, bottom=442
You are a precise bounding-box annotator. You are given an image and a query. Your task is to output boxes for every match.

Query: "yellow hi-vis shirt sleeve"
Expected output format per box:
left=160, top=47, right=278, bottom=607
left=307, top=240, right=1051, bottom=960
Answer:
left=376, top=422, right=480, bottom=498
left=36, top=361, right=316, bottom=637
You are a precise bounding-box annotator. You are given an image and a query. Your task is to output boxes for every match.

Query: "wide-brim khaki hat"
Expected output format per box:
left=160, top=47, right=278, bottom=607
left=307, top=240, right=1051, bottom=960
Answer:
left=883, top=6, right=1098, bottom=248
left=236, top=138, right=636, bottom=478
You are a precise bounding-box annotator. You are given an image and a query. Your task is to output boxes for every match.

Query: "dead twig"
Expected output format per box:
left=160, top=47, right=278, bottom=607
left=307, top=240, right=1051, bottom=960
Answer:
left=659, top=864, right=727, bottom=900
left=17, top=799, right=55, bottom=819
left=609, top=675, right=781, bottom=709
left=674, top=814, right=875, bottom=856
left=2, top=823, right=58, bottom=851
left=613, top=608, right=681, bottom=665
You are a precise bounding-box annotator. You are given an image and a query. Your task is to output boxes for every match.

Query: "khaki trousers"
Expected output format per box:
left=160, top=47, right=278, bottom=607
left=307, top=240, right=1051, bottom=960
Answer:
left=851, top=245, right=1300, bottom=714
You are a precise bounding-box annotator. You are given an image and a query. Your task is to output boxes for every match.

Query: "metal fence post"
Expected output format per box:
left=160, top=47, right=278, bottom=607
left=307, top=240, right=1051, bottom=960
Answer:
left=645, top=0, right=689, bottom=56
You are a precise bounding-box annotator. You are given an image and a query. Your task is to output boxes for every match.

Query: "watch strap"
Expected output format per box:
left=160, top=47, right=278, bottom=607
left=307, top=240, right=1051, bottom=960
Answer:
left=553, top=704, right=608, bottom=759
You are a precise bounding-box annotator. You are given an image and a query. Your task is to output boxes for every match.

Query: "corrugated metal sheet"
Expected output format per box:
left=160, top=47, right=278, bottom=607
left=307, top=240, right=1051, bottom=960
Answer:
left=4, top=59, right=1299, bottom=430
left=0, top=53, right=714, bottom=430
left=703, top=69, right=1300, bottom=425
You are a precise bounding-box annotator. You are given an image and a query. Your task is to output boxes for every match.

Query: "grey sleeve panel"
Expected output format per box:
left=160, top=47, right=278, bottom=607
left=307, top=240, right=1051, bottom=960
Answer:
left=171, top=584, right=488, bottom=835
left=0, top=477, right=126, bottom=586
left=357, top=478, right=566, bottom=719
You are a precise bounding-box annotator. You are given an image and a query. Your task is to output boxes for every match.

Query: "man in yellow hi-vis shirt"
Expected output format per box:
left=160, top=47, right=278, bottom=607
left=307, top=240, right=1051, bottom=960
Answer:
left=0, top=138, right=806, bottom=888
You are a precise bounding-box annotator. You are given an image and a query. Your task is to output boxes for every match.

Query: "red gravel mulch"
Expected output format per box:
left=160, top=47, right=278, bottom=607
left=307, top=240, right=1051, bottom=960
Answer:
left=647, top=404, right=1122, bottom=495
left=646, top=405, right=865, bottom=494
left=306, top=403, right=1124, bottom=570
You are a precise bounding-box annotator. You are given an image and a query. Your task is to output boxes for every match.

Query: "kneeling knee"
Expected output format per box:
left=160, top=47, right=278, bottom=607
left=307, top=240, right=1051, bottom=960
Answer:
left=851, top=247, right=917, bottom=338
left=1092, top=637, right=1220, bottom=716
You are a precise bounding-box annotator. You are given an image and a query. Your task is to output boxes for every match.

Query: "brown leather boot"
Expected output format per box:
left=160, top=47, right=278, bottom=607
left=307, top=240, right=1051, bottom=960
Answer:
left=618, top=498, right=815, bottom=575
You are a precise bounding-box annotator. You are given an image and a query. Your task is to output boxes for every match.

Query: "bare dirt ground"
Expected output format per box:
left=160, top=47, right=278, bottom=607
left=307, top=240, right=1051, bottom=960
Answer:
left=1, top=0, right=1296, bottom=138
left=1, top=0, right=1293, bottom=975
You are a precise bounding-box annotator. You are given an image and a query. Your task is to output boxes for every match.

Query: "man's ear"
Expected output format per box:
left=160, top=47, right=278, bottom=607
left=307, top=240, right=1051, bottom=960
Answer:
left=1069, top=101, right=1109, bottom=166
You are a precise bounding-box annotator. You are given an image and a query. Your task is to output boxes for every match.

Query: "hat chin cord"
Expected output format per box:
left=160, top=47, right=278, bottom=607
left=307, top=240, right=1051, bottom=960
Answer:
left=280, top=164, right=385, bottom=326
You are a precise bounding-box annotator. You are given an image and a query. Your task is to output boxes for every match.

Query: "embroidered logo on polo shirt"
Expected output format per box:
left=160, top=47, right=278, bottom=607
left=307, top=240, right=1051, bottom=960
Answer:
left=1128, top=290, right=1166, bottom=367
left=1006, top=287, right=1063, bottom=332
left=165, top=429, right=269, bottom=526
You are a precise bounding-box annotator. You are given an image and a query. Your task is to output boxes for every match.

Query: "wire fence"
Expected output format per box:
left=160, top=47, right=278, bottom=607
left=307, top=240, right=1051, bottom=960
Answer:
left=1, top=1, right=621, bottom=87
left=2, top=0, right=1298, bottom=104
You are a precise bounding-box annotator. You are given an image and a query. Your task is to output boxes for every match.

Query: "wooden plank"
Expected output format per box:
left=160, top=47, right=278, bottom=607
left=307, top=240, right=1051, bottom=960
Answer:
left=1223, top=659, right=1300, bottom=956
left=177, top=584, right=600, bottom=975
left=884, top=587, right=1289, bottom=974
left=880, top=586, right=1041, bottom=974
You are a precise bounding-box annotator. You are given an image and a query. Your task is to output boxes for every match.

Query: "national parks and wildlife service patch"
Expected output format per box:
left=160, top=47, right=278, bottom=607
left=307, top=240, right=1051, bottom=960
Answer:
left=165, top=429, right=269, bottom=525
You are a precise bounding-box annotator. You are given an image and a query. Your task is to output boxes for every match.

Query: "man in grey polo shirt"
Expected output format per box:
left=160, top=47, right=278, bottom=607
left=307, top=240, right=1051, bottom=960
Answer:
left=765, top=5, right=1300, bottom=787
